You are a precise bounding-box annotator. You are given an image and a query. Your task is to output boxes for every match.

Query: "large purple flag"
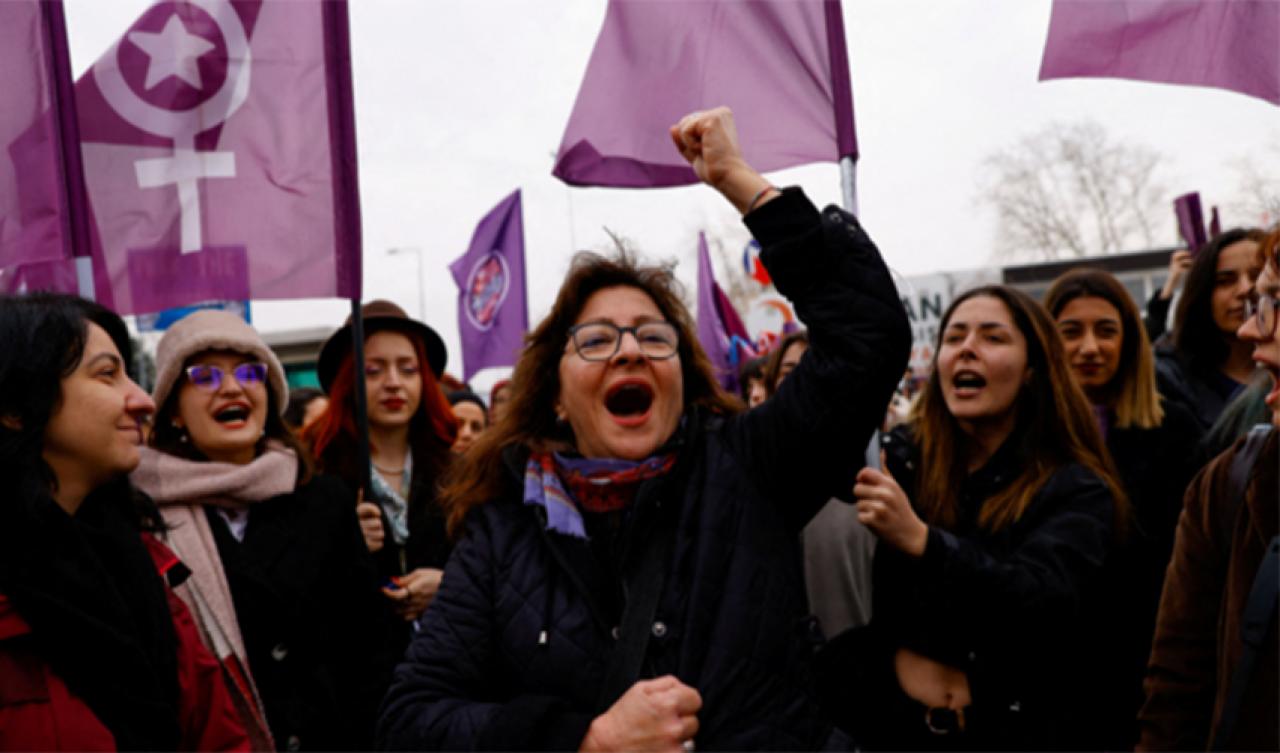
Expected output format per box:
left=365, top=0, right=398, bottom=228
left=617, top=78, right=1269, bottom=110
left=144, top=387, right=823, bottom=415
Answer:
left=696, top=233, right=751, bottom=393
left=1039, top=0, right=1280, bottom=106
left=0, top=0, right=90, bottom=295
left=450, top=190, right=528, bottom=383
left=74, top=0, right=362, bottom=314
left=554, top=0, right=857, bottom=188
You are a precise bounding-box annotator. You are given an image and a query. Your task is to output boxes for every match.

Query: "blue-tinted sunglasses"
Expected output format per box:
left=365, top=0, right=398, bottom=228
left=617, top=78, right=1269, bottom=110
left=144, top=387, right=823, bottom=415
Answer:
left=185, top=362, right=268, bottom=391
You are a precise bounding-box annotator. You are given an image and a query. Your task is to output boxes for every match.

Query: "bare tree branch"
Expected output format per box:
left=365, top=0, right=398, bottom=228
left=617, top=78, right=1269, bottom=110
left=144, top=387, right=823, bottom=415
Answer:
left=978, top=120, right=1170, bottom=260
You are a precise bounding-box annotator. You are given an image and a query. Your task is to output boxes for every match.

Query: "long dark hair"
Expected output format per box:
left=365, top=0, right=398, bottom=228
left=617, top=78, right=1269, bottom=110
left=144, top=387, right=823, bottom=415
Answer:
left=1172, top=228, right=1264, bottom=376
left=0, top=292, right=162, bottom=528
left=440, top=251, right=740, bottom=536
left=765, top=330, right=809, bottom=395
left=911, top=285, right=1127, bottom=532
left=1044, top=268, right=1163, bottom=429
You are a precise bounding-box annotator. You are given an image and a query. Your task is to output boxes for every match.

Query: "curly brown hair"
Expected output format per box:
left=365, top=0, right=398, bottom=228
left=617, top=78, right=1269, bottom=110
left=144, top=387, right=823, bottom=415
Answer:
left=439, top=251, right=740, bottom=536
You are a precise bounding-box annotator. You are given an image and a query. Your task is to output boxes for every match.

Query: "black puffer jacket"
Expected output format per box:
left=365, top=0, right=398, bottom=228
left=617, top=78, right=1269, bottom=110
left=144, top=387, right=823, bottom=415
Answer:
left=824, top=425, right=1117, bottom=750
left=376, top=189, right=911, bottom=751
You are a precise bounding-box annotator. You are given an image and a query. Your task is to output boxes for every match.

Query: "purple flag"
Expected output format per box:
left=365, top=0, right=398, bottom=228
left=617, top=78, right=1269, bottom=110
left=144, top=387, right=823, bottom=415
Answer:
left=0, top=0, right=90, bottom=294
left=450, top=190, right=528, bottom=383
left=73, top=0, right=362, bottom=314
left=696, top=233, right=751, bottom=392
left=1173, top=192, right=1207, bottom=253
left=1039, top=0, right=1280, bottom=106
left=554, top=0, right=857, bottom=188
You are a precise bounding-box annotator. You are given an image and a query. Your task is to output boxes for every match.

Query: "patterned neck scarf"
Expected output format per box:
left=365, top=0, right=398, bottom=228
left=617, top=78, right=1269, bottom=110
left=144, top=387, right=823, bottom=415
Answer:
left=523, top=450, right=676, bottom=539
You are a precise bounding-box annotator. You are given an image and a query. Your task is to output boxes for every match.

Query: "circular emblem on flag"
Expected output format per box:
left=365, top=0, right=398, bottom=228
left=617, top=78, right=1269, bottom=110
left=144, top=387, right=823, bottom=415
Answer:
left=464, top=252, right=510, bottom=331
left=93, top=0, right=251, bottom=140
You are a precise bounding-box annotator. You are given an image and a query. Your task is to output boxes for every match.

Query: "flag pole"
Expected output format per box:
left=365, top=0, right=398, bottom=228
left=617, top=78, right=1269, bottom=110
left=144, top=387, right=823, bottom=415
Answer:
left=839, top=156, right=858, bottom=217
left=349, top=298, right=373, bottom=496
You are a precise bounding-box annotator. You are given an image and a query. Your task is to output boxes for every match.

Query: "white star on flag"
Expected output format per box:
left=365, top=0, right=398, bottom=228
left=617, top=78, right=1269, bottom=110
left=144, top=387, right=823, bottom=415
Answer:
left=127, top=14, right=216, bottom=91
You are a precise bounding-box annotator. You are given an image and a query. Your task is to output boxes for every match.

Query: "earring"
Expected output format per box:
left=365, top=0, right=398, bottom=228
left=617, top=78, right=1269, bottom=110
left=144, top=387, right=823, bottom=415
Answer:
left=172, top=421, right=189, bottom=443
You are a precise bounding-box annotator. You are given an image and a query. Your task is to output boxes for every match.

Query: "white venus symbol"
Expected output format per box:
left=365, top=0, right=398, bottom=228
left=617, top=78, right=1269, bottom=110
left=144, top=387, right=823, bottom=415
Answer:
left=94, top=0, right=252, bottom=255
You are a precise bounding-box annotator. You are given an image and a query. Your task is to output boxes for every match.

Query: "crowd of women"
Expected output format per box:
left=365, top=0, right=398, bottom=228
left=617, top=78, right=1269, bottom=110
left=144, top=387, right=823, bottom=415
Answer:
left=0, top=108, right=1275, bottom=752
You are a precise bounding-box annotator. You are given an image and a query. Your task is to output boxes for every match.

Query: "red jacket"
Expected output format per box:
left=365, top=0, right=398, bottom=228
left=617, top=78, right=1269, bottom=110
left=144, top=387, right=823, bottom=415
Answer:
left=0, top=534, right=249, bottom=752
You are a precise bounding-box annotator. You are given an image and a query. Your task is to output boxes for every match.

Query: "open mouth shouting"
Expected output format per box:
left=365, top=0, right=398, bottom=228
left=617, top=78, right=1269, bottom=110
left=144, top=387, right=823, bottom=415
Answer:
left=605, top=379, right=655, bottom=426
left=213, top=401, right=253, bottom=429
left=951, top=370, right=986, bottom=398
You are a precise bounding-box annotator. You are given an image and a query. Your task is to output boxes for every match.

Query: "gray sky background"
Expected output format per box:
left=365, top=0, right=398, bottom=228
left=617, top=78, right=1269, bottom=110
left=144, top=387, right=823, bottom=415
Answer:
left=64, top=0, right=1279, bottom=391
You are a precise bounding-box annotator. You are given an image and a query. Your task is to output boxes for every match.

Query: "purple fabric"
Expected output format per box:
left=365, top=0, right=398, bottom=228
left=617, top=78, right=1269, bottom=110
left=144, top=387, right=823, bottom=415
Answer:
left=0, top=0, right=88, bottom=294
left=73, top=0, right=362, bottom=314
left=696, top=232, right=750, bottom=392
left=553, top=0, right=857, bottom=188
left=1039, top=0, right=1280, bottom=106
left=523, top=456, right=587, bottom=540
left=1174, top=192, right=1207, bottom=252
left=450, top=189, right=528, bottom=383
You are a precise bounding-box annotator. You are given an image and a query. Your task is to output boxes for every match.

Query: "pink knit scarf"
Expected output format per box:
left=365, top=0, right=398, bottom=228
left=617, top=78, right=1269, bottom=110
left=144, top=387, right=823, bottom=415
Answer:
left=131, top=442, right=297, bottom=751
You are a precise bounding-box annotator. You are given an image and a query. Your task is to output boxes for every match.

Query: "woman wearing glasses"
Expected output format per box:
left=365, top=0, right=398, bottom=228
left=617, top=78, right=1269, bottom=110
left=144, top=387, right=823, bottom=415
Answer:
left=1140, top=226, right=1280, bottom=752
left=377, top=108, right=911, bottom=751
left=132, top=311, right=387, bottom=751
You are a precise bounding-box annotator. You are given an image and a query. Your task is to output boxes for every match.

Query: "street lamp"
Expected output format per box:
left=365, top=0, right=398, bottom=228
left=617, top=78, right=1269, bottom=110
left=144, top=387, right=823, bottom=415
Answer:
left=387, top=246, right=425, bottom=321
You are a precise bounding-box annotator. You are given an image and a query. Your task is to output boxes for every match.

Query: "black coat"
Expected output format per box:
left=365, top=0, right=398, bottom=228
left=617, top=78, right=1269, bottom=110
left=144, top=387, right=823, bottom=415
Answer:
left=1154, top=344, right=1240, bottom=436
left=207, top=473, right=389, bottom=751
left=1090, top=400, right=1202, bottom=748
left=826, top=426, right=1117, bottom=750
left=376, top=189, right=911, bottom=751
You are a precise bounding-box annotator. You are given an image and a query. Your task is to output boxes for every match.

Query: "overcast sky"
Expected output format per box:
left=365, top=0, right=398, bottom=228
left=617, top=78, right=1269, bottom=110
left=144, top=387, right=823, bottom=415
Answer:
left=63, top=0, right=1279, bottom=391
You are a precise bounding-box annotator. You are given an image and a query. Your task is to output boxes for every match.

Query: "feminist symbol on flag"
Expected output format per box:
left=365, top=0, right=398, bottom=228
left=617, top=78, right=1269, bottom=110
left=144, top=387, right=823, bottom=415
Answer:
left=464, top=253, right=511, bottom=331
left=93, top=0, right=251, bottom=254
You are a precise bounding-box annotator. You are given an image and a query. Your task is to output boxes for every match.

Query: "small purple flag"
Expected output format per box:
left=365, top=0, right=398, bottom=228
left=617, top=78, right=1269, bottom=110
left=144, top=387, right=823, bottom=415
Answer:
left=450, top=190, right=528, bottom=383
left=73, top=0, right=362, bottom=314
left=1039, top=0, right=1280, bottom=106
left=1174, top=192, right=1208, bottom=253
left=696, top=233, right=750, bottom=392
left=554, top=0, right=857, bottom=188
left=0, top=0, right=90, bottom=295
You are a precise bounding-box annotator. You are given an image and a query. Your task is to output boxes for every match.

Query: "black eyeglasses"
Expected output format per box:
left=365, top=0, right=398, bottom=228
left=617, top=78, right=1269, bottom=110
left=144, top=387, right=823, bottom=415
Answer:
left=1244, top=294, right=1279, bottom=339
left=185, top=362, right=268, bottom=391
left=566, top=321, right=679, bottom=361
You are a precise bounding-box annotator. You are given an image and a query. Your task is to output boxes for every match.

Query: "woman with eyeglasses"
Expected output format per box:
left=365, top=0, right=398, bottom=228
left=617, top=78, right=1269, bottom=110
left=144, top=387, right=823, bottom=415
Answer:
left=376, top=108, right=910, bottom=751
left=132, top=311, right=388, bottom=751
left=1140, top=226, right=1280, bottom=752
left=1042, top=269, right=1200, bottom=748
left=0, top=294, right=247, bottom=752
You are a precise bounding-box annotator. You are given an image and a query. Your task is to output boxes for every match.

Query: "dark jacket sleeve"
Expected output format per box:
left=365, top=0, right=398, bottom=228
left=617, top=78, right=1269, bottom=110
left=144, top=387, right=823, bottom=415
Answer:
left=376, top=509, right=593, bottom=752
left=880, top=466, right=1115, bottom=661
left=1144, top=290, right=1171, bottom=343
left=726, top=188, right=911, bottom=531
left=1136, top=454, right=1230, bottom=751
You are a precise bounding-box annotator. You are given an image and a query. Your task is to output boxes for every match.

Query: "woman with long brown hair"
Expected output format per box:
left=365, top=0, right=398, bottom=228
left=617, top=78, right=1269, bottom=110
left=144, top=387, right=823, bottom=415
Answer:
left=828, top=285, right=1125, bottom=750
left=1044, top=269, right=1201, bottom=748
left=377, top=107, right=911, bottom=751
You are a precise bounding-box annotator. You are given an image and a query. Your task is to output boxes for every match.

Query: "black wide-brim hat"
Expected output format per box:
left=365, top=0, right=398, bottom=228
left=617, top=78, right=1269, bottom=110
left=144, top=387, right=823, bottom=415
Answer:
left=318, top=299, right=448, bottom=392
